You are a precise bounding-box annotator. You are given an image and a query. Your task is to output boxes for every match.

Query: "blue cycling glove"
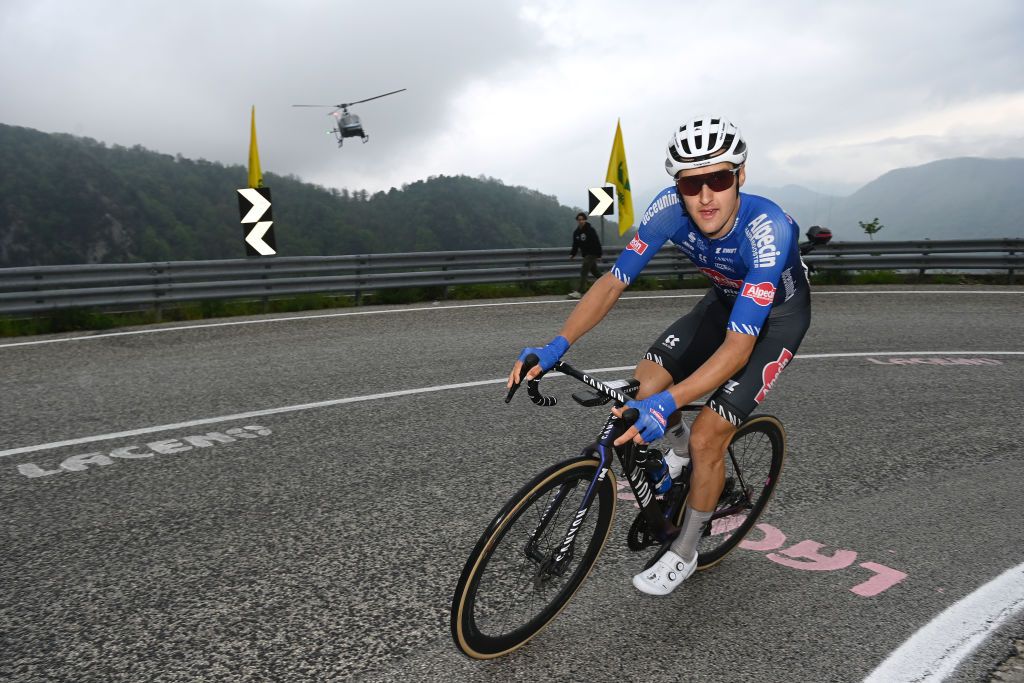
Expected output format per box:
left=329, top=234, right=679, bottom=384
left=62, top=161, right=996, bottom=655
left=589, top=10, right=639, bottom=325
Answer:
left=625, top=390, right=678, bottom=443
left=517, top=335, right=570, bottom=373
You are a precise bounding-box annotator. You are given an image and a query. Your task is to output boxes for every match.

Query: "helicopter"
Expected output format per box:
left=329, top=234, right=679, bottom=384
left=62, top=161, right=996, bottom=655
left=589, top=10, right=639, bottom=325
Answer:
left=292, top=88, right=406, bottom=147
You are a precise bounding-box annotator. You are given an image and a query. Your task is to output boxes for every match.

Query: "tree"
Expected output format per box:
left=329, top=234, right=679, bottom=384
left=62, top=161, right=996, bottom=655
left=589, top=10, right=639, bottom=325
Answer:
left=858, top=217, right=884, bottom=240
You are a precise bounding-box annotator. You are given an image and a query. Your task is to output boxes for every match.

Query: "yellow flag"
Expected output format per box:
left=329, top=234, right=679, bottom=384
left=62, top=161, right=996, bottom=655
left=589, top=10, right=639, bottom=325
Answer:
left=605, top=119, right=633, bottom=235
left=248, top=106, right=263, bottom=189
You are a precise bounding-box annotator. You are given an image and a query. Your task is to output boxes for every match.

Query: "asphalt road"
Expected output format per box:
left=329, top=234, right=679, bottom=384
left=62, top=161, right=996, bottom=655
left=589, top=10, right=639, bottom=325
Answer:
left=1, top=285, right=1022, bottom=682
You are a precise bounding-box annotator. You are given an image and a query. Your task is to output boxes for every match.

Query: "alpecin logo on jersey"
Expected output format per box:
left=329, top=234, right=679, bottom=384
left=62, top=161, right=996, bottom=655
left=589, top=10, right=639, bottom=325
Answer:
left=746, top=213, right=781, bottom=268
left=742, top=281, right=776, bottom=306
left=698, top=267, right=742, bottom=290
left=627, top=235, right=649, bottom=255
left=755, top=348, right=794, bottom=403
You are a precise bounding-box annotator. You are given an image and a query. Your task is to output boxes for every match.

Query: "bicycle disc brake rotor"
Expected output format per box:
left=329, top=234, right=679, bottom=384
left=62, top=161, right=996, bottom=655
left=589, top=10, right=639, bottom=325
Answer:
left=534, top=548, right=574, bottom=586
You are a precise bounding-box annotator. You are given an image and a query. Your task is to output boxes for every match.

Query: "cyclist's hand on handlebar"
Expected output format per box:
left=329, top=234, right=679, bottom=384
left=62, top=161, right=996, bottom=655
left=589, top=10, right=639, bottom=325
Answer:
left=612, top=390, right=678, bottom=446
left=506, top=335, right=570, bottom=388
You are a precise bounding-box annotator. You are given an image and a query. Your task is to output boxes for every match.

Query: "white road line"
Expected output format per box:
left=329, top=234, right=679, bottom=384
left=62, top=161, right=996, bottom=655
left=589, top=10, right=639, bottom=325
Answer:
left=0, top=295, right=699, bottom=349
left=863, top=563, right=1024, bottom=682
left=2, top=350, right=1022, bottom=459
left=2, top=289, right=1020, bottom=349
left=0, top=377, right=503, bottom=458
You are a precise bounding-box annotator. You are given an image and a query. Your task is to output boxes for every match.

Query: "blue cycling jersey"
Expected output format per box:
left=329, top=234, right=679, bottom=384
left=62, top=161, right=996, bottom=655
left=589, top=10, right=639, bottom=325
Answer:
left=611, top=188, right=808, bottom=337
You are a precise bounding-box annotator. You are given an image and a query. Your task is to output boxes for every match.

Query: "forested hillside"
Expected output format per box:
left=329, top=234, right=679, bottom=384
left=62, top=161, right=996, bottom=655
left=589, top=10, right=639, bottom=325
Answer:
left=0, top=124, right=604, bottom=266
left=6, top=123, right=1017, bottom=267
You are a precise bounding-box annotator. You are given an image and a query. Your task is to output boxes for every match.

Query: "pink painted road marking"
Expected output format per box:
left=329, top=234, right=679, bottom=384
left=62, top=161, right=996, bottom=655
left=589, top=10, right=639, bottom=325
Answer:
left=766, top=539, right=858, bottom=571
left=850, top=562, right=908, bottom=597
left=709, top=513, right=747, bottom=537
left=739, top=523, right=787, bottom=552
left=611, top=487, right=907, bottom=596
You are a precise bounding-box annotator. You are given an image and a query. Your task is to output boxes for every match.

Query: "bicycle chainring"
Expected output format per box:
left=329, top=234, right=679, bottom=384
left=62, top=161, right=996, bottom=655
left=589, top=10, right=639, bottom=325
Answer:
left=627, top=511, right=658, bottom=551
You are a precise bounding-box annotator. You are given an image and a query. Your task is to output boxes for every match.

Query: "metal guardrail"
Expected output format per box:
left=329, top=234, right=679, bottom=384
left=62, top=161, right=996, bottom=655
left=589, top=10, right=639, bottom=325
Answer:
left=0, top=239, right=1020, bottom=315
left=803, top=238, right=1023, bottom=276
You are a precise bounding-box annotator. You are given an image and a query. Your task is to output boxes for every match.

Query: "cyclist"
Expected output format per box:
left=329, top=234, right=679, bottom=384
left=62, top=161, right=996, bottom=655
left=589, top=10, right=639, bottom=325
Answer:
left=507, top=115, right=811, bottom=596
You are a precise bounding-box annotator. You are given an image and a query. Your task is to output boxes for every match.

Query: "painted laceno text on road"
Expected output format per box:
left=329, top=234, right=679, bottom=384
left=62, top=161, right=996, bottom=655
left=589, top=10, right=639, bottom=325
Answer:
left=866, top=357, right=1002, bottom=366
left=15, top=425, right=272, bottom=479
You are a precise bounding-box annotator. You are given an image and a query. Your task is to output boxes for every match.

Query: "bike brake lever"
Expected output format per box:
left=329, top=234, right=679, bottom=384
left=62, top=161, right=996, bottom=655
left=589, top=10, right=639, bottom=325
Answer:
left=505, top=353, right=540, bottom=403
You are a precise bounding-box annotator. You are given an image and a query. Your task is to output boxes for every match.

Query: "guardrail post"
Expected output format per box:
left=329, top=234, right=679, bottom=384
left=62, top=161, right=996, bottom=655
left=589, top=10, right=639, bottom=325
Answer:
left=152, top=265, right=163, bottom=323
left=1010, top=250, right=1016, bottom=285
left=355, top=257, right=363, bottom=306
left=261, top=264, right=270, bottom=314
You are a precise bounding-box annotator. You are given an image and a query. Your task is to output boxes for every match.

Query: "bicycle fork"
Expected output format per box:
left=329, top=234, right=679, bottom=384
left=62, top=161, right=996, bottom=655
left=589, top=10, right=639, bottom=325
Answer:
left=522, top=414, right=623, bottom=576
left=524, top=413, right=677, bottom=575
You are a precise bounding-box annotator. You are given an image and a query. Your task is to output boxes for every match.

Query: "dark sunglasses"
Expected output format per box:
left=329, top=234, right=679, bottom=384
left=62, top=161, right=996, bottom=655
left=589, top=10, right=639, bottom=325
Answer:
left=675, top=167, right=740, bottom=196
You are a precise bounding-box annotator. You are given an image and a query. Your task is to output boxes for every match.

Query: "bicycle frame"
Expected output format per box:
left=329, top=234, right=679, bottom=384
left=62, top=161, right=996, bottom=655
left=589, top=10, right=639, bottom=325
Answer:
left=526, top=361, right=679, bottom=574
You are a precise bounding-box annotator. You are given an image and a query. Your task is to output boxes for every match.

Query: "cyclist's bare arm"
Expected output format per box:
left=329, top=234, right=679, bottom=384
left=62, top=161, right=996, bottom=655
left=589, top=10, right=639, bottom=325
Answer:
left=613, top=330, right=756, bottom=445
left=507, top=272, right=627, bottom=387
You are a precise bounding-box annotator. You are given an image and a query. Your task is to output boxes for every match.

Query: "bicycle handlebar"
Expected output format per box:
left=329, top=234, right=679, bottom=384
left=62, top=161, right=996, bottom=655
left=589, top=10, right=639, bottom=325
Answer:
left=505, top=354, right=640, bottom=425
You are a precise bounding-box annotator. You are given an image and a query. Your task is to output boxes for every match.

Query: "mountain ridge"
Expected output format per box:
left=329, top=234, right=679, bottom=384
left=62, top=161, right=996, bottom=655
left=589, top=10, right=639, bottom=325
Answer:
left=0, top=122, right=624, bottom=267
left=1, top=123, right=1021, bottom=267
left=745, top=156, right=1024, bottom=240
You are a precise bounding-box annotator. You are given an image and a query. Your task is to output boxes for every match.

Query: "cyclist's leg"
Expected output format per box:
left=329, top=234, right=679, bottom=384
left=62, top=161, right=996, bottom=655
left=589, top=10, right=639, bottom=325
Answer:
left=674, top=295, right=812, bottom=557
left=685, top=407, right=736, bottom=510
left=631, top=293, right=734, bottom=594
left=652, top=407, right=735, bottom=582
left=660, top=294, right=810, bottom=575
left=704, top=291, right=812, bottom=432
left=632, top=358, right=673, bottom=398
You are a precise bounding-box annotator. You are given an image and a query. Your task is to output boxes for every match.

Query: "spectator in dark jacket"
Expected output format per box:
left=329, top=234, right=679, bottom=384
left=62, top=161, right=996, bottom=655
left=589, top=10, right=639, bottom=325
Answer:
left=569, top=212, right=603, bottom=299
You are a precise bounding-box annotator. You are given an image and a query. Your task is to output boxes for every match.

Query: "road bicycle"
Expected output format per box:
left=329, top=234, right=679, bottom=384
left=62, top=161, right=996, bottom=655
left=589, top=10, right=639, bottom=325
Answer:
left=450, top=357, right=786, bottom=659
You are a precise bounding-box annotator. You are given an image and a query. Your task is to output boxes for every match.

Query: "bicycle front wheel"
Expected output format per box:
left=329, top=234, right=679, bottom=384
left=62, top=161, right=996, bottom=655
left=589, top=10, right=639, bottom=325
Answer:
left=451, top=457, right=616, bottom=659
left=680, top=414, right=786, bottom=569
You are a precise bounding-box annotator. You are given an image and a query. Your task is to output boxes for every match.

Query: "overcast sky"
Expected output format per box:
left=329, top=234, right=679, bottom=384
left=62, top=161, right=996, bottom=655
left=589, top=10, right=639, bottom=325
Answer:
left=2, top=0, right=1022, bottom=211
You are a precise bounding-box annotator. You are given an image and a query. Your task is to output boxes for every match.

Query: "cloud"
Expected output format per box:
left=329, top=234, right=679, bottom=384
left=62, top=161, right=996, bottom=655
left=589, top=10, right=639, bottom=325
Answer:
left=2, top=0, right=1023, bottom=212
left=765, top=92, right=1024, bottom=191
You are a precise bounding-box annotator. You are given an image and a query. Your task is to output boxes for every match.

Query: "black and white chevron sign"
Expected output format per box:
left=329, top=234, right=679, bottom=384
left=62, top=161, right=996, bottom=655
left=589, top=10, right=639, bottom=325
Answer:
left=237, top=187, right=277, bottom=256
left=588, top=186, right=614, bottom=216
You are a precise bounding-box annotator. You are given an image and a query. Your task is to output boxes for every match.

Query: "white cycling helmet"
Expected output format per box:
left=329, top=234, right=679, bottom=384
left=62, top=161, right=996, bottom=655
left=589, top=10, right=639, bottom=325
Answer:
left=665, top=116, right=747, bottom=176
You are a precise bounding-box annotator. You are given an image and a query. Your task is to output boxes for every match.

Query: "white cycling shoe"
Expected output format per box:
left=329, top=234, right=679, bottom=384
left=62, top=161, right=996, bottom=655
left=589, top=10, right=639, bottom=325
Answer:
left=632, top=550, right=697, bottom=596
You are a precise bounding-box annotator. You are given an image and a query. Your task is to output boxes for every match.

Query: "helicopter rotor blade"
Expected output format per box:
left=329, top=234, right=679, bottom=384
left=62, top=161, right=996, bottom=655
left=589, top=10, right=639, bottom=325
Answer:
left=346, top=88, right=407, bottom=106
left=291, top=104, right=341, bottom=108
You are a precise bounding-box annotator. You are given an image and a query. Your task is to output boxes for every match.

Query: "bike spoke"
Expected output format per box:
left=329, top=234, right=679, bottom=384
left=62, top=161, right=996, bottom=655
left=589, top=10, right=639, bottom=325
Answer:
left=469, top=475, right=600, bottom=639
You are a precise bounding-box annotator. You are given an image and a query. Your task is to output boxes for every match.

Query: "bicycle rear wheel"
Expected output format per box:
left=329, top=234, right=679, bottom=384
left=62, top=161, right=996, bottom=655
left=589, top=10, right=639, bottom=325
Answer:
left=451, top=457, right=616, bottom=659
left=669, top=414, right=785, bottom=569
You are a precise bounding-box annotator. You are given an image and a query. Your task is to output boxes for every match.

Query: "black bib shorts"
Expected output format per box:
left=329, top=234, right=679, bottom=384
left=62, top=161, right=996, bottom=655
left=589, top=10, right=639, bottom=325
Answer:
left=642, top=288, right=811, bottom=426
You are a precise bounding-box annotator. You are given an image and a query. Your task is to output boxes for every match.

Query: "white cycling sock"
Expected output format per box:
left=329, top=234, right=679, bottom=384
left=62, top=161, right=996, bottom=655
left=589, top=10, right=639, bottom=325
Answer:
left=670, top=506, right=713, bottom=563
left=664, top=449, right=689, bottom=479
